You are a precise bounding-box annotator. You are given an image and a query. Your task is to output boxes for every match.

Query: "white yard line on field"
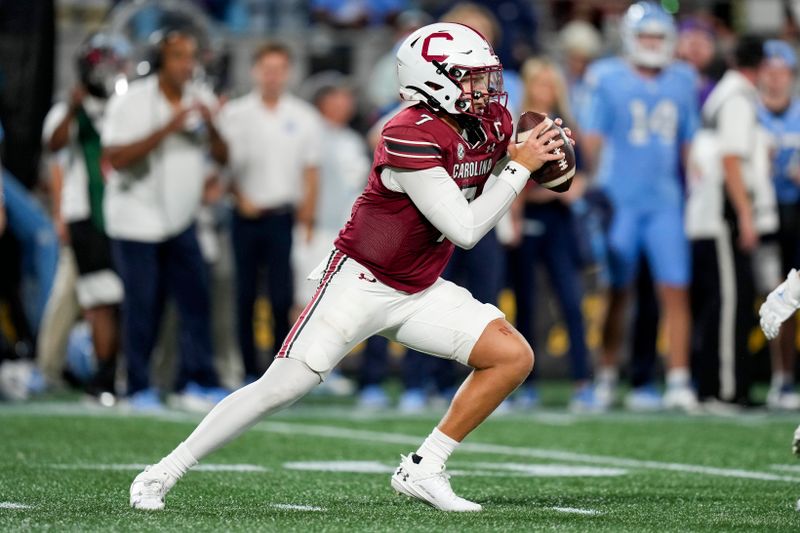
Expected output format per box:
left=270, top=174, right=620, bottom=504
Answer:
left=550, top=506, right=603, bottom=516
left=0, top=502, right=32, bottom=509
left=4, top=403, right=798, bottom=484
left=270, top=504, right=325, bottom=511
left=47, top=463, right=269, bottom=473
left=255, top=421, right=800, bottom=484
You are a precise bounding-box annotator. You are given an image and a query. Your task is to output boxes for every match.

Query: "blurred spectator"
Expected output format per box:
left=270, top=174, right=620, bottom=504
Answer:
left=439, top=3, right=523, bottom=115
left=581, top=2, right=699, bottom=411
left=686, top=35, right=776, bottom=406
left=676, top=17, right=722, bottom=105
left=0, top=163, right=59, bottom=338
left=365, top=9, right=433, bottom=119
left=757, top=39, right=800, bottom=409
left=0, top=121, right=52, bottom=399
left=218, top=42, right=322, bottom=383
left=508, top=57, right=596, bottom=411
left=294, top=72, right=368, bottom=304
left=558, top=20, right=603, bottom=120
left=292, top=71, right=368, bottom=398
left=102, top=29, right=228, bottom=409
left=436, top=0, right=538, bottom=71
left=311, top=0, right=408, bottom=29
left=40, top=33, right=129, bottom=400
left=35, top=156, right=80, bottom=389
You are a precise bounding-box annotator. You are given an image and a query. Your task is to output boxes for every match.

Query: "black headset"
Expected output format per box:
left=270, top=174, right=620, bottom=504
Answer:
left=147, top=27, right=194, bottom=74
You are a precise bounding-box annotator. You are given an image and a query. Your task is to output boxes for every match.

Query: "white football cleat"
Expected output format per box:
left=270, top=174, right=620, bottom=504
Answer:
left=391, top=453, right=481, bottom=512
left=130, top=465, right=176, bottom=510
left=792, top=425, right=800, bottom=456
left=663, top=385, right=699, bottom=412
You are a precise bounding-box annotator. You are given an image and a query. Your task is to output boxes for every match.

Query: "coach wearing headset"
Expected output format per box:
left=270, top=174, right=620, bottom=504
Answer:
left=102, top=29, right=228, bottom=410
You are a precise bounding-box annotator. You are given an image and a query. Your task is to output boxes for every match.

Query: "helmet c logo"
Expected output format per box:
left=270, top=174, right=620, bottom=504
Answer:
left=421, top=32, right=453, bottom=62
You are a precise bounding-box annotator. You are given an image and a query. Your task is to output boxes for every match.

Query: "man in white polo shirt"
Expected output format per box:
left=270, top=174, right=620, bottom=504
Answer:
left=102, top=29, right=229, bottom=410
left=218, top=42, right=321, bottom=382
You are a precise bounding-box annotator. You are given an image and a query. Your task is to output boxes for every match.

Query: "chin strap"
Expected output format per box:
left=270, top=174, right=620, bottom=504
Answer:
left=454, top=114, right=487, bottom=146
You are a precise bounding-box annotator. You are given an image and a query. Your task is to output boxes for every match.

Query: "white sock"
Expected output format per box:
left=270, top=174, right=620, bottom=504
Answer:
left=157, top=442, right=197, bottom=481
left=415, top=427, right=459, bottom=467
left=772, top=371, right=791, bottom=389
left=666, top=367, right=690, bottom=388
left=181, top=358, right=321, bottom=462
left=597, top=367, right=618, bottom=385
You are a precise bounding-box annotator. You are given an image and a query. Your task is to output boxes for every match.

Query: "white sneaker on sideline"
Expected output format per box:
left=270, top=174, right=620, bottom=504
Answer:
left=663, top=385, right=699, bottom=412
left=594, top=381, right=616, bottom=410
left=130, top=465, right=176, bottom=510
left=391, top=453, right=481, bottom=512
left=767, top=387, right=800, bottom=410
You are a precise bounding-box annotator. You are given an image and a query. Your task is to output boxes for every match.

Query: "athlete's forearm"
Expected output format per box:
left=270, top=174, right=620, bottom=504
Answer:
left=388, top=161, right=529, bottom=249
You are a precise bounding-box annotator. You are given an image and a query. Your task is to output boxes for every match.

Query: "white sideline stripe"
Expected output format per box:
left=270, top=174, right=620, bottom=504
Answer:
left=255, top=422, right=800, bottom=484
left=769, top=464, right=800, bottom=473
left=4, top=401, right=795, bottom=427
left=0, top=502, right=32, bottom=510
left=3, top=404, right=798, bottom=483
left=284, top=461, right=394, bottom=473
left=47, top=463, right=268, bottom=473
left=470, top=462, right=627, bottom=477
left=271, top=504, right=325, bottom=512
left=283, top=460, right=627, bottom=478
left=551, top=506, right=602, bottom=516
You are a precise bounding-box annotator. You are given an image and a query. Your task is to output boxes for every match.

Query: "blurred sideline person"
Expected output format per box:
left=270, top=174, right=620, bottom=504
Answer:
left=102, top=29, right=228, bottom=410
left=41, top=33, right=128, bottom=400
left=686, top=36, right=775, bottom=406
left=218, top=42, right=321, bottom=383
left=36, top=157, right=80, bottom=389
left=440, top=3, right=522, bottom=115
left=676, top=17, right=720, bottom=106
left=558, top=20, right=603, bottom=120
left=581, top=2, right=699, bottom=410
left=130, top=22, right=570, bottom=512
left=757, top=40, right=800, bottom=409
left=293, top=71, right=368, bottom=396
left=509, top=57, right=596, bottom=411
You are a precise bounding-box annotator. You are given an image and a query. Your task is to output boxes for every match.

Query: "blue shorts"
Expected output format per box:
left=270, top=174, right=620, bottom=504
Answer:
left=607, top=207, right=690, bottom=288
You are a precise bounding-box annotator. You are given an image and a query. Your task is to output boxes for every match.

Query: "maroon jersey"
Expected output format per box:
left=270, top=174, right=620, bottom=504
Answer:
left=335, top=103, right=513, bottom=293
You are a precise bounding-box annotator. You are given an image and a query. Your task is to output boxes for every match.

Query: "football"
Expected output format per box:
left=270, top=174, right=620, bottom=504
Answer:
left=515, top=111, right=576, bottom=193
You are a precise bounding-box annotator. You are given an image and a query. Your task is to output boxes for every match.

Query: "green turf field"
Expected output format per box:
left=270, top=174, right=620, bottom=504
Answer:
left=2, top=394, right=800, bottom=532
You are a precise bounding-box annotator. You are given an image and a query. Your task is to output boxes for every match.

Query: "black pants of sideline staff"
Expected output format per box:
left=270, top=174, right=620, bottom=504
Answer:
left=111, top=224, right=219, bottom=396
left=231, top=208, right=294, bottom=379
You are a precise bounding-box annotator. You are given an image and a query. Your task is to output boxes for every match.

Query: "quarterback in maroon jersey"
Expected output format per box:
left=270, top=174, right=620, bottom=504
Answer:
left=130, top=22, right=570, bottom=513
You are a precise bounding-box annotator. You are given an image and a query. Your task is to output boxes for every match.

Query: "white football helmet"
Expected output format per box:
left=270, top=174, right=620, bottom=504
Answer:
left=621, top=1, right=676, bottom=69
left=396, top=22, right=506, bottom=119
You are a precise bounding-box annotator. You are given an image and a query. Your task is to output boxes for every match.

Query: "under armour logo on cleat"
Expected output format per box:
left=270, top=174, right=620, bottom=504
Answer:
left=358, top=273, right=377, bottom=283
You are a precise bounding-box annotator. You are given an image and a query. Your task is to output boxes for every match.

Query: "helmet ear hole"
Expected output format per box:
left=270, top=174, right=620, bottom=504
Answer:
left=424, top=81, right=443, bottom=91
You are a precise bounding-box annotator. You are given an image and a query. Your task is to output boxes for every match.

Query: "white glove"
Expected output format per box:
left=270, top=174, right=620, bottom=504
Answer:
left=793, top=424, right=800, bottom=456
left=759, top=269, right=800, bottom=340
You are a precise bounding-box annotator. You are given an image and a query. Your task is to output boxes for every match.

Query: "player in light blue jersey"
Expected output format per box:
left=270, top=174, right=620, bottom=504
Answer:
left=757, top=39, right=800, bottom=410
left=581, top=1, right=699, bottom=410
